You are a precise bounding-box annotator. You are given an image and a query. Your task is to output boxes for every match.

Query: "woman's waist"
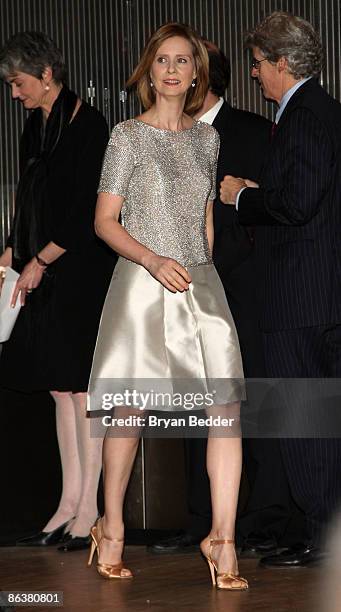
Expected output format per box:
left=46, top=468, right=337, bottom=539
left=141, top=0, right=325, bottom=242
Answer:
left=115, top=255, right=215, bottom=274
left=122, top=232, right=212, bottom=267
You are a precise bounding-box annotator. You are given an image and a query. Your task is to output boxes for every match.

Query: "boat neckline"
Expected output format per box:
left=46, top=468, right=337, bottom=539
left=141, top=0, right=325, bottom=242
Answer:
left=131, top=117, right=198, bottom=134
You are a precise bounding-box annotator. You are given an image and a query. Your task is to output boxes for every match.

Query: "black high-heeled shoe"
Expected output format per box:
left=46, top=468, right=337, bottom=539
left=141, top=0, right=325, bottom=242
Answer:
left=57, top=535, right=91, bottom=552
left=16, top=518, right=75, bottom=547
left=57, top=514, right=100, bottom=551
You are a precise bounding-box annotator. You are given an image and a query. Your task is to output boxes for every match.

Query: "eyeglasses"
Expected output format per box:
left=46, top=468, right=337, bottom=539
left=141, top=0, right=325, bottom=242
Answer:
left=251, top=57, right=267, bottom=70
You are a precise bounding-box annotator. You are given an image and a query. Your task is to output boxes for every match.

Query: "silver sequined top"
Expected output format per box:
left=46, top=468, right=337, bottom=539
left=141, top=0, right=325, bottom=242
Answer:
left=98, top=118, right=220, bottom=267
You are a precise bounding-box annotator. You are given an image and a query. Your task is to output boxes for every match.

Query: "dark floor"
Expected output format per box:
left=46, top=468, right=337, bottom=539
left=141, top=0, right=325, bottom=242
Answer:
left=0, top=544, right=326, bottom=612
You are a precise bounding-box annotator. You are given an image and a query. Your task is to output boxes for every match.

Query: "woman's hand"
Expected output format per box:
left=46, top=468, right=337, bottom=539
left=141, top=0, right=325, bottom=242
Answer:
left=143, top=253, right=191, bottom=293
left=11, top=258, right=45, bottom=307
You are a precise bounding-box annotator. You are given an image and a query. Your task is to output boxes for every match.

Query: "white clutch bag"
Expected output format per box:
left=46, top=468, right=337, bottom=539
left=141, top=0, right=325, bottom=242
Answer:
left=0, top=267, right=22, bottom=342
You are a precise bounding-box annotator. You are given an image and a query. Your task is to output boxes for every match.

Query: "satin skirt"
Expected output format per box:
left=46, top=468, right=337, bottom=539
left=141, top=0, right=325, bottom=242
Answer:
left=88, top=258, right=244, bottom=412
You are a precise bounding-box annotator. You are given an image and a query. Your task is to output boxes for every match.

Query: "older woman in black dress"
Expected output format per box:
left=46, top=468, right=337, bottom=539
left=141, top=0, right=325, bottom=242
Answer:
left=0, top=31, right=115, bottom=550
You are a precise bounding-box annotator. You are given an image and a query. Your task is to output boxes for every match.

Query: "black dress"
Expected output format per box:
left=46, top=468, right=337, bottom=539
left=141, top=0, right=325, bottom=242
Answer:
left=0, top=102, right=116, bottom=392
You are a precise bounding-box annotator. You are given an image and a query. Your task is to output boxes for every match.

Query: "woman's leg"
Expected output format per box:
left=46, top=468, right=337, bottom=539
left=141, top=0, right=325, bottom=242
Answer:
left=201, top=402, right=243, bottom=574
left=67, top=392, right=103, bottom=537
left=97, top=407, right=142, bottom=569
left=43, top=391, right=81, bottom=532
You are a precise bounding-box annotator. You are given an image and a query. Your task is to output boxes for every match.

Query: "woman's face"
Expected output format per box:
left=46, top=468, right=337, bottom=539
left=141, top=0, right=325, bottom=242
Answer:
left=7, top=71, right=50, bottom=109
left=150, top=36, right=196, bottom=99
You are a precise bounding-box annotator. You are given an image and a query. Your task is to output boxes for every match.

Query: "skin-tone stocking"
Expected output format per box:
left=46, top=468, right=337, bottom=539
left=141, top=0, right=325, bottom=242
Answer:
left=43, top=391, right=81, bottom=532
left=69, top=392, right=103, bottom=537
left=43, top=391, right=103, bottom=537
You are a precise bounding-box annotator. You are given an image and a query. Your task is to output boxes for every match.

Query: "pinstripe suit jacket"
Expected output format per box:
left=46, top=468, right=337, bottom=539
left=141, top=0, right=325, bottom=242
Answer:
left=237, top=78, right=341, bottom=331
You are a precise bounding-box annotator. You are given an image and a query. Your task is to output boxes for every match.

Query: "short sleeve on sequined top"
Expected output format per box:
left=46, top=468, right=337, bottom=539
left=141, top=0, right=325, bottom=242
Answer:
left=208, top=129, right=220, bottom=201
left=98, top=123, right=135, bottom=197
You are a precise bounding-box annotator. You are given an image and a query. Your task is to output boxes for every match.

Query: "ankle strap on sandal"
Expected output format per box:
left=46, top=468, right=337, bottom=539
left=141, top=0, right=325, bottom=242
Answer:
left=209, top=539, right=234, bottom=545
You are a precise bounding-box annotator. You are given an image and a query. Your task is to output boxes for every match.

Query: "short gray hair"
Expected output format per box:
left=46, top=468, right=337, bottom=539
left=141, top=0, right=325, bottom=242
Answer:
left=244, top=11, right=323, bottom=79
left=0, top=31, right=66, bottom=82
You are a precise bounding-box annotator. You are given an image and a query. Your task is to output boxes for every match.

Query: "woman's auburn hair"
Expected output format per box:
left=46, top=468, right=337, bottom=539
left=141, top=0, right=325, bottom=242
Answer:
left=126, top=22, right=209, bottom=115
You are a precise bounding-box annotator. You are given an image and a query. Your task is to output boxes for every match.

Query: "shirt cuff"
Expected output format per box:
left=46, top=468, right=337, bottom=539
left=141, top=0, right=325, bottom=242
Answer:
left=235, top=187, right=247, bottom=211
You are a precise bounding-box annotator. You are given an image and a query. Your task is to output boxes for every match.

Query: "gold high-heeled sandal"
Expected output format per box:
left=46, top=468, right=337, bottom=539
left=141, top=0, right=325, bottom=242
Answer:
left=87, top=518, right=133, bottom=580
left=201, top=538, right=248, bottom=590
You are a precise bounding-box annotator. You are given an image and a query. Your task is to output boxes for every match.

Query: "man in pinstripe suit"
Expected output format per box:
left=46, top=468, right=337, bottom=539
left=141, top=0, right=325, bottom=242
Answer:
left=221, top=11, right=341, bottom=567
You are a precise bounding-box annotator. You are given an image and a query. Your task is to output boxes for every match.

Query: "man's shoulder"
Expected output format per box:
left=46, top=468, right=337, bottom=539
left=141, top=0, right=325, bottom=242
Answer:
left=215, top=103, right=271, bottom=137
left=284, top=79, right=341, bottom=138
left=217, top=101, right=269, bottom=121
left=291, top=79, right=341, bottom=115
left=228, top=106, right=271, bottom=128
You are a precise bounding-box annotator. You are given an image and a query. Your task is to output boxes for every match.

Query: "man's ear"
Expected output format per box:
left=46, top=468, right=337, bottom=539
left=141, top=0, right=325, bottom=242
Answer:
left=277, top=56, right=288, bottom=73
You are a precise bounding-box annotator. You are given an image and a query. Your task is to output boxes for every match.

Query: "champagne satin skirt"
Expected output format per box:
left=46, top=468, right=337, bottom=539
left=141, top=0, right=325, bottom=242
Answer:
left=88, top=258, right=245, bottom=412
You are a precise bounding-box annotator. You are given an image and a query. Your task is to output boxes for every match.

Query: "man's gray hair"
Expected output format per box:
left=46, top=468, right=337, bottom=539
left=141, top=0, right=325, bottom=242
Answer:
left=244, top=11, right=323, bottom=79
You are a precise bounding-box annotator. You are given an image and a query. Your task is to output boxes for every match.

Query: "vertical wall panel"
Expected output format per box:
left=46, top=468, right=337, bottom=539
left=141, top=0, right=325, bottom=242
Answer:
left=1, top=0, right=340, bottom=252
left=127, top=0, right=320, bottom=119
left=0, top=0, right=131, bottom=251
left=0, top=0, right=340, bottom=527
left=318, top=0, right=341, bottom=100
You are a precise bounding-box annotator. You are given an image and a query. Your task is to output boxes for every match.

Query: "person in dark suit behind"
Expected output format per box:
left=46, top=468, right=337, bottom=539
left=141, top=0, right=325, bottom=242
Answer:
left=150, top=40, right=302, bottom=556
left=221, top=11, right=341, bottom=567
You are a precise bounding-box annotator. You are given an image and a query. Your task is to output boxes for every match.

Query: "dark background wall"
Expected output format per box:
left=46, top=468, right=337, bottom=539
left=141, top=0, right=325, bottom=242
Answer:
left=0, top=0, right=340, bottom=540
left=1, top=0, right=340, bottom=251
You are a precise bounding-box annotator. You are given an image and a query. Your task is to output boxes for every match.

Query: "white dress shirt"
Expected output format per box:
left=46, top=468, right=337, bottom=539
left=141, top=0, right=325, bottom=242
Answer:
left=198, top=97, right=224, bottom=126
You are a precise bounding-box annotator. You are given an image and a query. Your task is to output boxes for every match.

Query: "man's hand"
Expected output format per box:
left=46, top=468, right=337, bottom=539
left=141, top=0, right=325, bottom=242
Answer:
left=245, top=179, right=259, bottom=188
left=220, top=175, right=247, bottom=206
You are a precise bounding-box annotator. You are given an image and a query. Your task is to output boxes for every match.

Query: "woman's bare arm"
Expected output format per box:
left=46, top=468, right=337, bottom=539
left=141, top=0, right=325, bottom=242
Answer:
left=95, top=192, right=191, bottom=293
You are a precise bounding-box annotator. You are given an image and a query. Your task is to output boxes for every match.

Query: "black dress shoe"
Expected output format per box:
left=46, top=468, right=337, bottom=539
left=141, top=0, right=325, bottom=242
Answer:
left=239, top=536, right=278, bottom=558
left=57, top=535, right=91, bottom=552
left=148, top=531, right=203, bottom=554
left=16, top=520, right=72, bottom=547
left=259, top=544, right=328, bottom=567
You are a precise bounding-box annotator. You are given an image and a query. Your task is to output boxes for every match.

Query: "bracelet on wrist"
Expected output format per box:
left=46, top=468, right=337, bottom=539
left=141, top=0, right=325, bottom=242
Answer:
left=35, top=254, right=49, bottom=268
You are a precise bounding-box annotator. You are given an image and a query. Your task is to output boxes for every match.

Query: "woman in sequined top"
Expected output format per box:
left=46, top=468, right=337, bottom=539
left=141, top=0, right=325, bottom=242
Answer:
left=87, top=22, right=248, bottom=591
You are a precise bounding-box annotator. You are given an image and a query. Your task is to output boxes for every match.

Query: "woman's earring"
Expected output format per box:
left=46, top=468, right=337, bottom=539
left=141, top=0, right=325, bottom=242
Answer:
left=191, top=79, right=196, bottom=88
left=150, top=81, right=154, bottom=87
left=45, top=84, right=50, bottom=91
